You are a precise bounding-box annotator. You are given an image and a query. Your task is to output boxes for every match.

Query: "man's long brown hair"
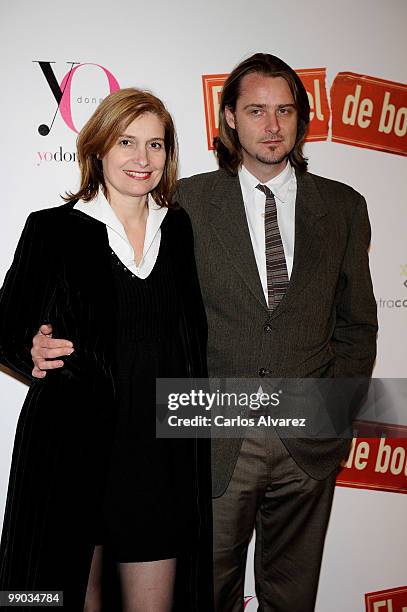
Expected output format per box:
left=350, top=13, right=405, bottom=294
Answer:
left=214, top=53, right=310, bottom=175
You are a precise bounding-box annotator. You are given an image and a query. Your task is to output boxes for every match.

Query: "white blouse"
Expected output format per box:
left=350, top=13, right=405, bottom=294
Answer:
left=74, top=190, right=168, bottom=279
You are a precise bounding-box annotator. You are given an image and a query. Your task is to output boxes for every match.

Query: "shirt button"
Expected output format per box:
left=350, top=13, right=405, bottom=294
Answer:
left=258, top=368, right=270, bottom=377
left=264, top=323, right=273, bottom=333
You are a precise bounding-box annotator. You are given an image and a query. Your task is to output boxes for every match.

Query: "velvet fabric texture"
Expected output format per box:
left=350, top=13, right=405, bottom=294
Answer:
left=0, top=202, right=213, bottom=611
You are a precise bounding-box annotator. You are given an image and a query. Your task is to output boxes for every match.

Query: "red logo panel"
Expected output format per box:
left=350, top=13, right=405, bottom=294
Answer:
left=337, top=421, right=407, bottom=494
left=202, top=73, right=229, bottom=150
left=331, top=72, right=407, bottom=156
left=296, top=68, right=330, bottom=141
left=365, top=585, right=407, bottom=611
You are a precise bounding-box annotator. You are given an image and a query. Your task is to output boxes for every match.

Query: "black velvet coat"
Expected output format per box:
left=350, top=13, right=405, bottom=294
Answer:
left=0, top=202, right=213, bottom=611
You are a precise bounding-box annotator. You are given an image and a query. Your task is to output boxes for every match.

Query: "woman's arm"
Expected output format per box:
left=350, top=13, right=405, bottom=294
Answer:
left=170, top=207, right=208, bottom=378
left=0, top=212, right=60, bottom=380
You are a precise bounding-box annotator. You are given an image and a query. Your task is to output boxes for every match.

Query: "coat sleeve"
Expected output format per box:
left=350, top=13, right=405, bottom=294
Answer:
left=0, top=212, right=57, bottom=380
left=174, top=178, right=193, bottom=214
left=180, top=209, right=208, bottom=377
left=169, top=206, right=208, bottom=378
left=331, top=195, right=378, bottom=377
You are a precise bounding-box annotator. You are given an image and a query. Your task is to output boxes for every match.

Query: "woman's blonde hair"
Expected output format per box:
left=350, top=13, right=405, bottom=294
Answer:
left=65, top=88, right=178, bottom=207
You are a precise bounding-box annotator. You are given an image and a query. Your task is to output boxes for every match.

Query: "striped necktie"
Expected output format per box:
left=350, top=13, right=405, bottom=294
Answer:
left=256, top=183, right=289, bottom=310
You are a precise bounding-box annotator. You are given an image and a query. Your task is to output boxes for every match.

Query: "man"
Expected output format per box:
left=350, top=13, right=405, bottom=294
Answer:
left=30, top=54, right=377, bottom=611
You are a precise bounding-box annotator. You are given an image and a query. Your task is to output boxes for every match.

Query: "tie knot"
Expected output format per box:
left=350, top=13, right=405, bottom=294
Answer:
left=256, top=183, right=274, bottom=199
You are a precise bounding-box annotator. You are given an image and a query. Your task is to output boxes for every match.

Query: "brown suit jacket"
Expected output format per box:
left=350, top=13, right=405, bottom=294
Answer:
left=176, top=168, right=378, bottom=497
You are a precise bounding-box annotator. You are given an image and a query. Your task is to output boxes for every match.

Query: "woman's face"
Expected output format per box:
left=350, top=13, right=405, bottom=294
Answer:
left=102, top=112, right=166, bottom=203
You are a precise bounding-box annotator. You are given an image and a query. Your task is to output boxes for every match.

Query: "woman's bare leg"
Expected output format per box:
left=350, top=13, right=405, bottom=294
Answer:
left=83, top=545, right=103, bottom=612
left=119, top=558, right=176, bottom=612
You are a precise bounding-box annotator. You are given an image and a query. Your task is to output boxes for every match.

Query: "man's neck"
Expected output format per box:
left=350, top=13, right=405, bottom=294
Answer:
left=242, top=160, right=290, bottom=184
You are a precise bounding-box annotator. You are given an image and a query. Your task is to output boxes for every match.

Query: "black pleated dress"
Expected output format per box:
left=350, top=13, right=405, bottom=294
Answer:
left=101, top=228, right=192, bottom=562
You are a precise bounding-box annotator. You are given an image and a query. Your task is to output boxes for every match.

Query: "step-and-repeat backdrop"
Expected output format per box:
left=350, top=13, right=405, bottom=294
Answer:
left=1, top=1, right=406, bottom=610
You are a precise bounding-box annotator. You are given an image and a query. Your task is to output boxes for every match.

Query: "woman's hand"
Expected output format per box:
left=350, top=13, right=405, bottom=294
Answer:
left=31, top=324, right=74, bottom=378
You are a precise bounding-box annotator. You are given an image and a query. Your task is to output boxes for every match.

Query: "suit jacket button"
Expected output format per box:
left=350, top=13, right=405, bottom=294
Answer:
left=258, top=368, right=270, bottom=377
left=264, top=323, right=273, bottom=333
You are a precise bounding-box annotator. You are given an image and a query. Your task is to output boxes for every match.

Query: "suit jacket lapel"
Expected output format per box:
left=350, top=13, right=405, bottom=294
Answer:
left=209, top=170, right=268, bottom=310
left=269, top=169, right=329, bottom=320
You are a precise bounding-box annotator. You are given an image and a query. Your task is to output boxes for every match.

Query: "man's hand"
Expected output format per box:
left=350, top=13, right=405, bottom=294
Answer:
left=31, top=324, right=74, bottom=378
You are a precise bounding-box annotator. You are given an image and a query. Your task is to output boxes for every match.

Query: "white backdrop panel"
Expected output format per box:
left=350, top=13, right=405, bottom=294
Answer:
left=1, top=1, right=406, bottom=610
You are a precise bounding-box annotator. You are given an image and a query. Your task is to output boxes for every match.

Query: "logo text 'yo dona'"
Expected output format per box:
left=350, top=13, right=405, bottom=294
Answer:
left=34, top=61, right=120, bottom=135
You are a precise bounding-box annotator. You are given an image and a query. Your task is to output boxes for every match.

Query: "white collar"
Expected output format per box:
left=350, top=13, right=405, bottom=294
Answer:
left=74, top=190, right=167, bottom=266
left=239, top=161, right=295, bottom=203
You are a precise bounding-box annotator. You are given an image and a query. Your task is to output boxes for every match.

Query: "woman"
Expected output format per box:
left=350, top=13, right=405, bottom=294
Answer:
left=0, top=88, right=212, bottom=611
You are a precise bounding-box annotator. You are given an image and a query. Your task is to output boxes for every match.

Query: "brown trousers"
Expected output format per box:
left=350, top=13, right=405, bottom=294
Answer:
left=213, top=429, right=337, bottom=612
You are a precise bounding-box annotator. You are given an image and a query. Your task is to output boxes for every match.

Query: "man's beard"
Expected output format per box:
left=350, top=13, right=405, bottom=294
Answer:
left=255, top=152, right=289, bottom=166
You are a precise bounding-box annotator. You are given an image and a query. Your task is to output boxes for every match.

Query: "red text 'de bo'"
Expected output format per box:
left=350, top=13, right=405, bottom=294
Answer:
left=202, top=68, right=330, bottom=150
left=331, top=72, right=407, bottom=156
left=365, top=585, right=407, bottom=612
left=337, top=421, right=407, bottom=494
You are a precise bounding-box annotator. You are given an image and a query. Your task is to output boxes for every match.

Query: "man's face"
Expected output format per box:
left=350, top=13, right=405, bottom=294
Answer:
left=225, top=73, right=298, bottom=181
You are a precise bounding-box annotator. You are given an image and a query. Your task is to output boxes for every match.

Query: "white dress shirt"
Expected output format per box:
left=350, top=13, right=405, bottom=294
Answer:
left=74, top=190, right=167, bottom=279
left=238, top=162, right=297, bottom=304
